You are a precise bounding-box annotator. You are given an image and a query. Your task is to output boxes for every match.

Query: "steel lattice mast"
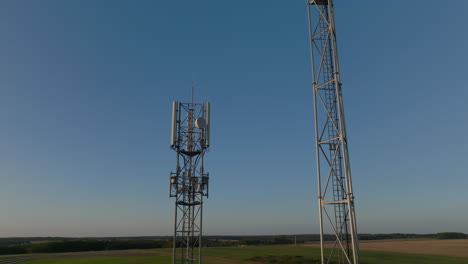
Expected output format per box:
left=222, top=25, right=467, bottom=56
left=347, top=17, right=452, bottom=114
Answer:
left=307, top=1, right=360, bottom=264
left=170, top=100, right=210, bottom=264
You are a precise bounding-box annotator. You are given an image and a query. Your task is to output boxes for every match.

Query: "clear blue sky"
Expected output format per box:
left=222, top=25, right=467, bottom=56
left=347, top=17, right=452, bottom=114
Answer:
left=0, top=0, right=467, bottom=237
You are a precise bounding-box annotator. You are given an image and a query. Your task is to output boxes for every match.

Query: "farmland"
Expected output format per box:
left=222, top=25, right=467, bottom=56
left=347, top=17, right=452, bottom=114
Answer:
left=1, top=239, right=467, bottom=264
left=305, top=239, right=468, bottom=258
left=359, top=239, right=468, bottom=258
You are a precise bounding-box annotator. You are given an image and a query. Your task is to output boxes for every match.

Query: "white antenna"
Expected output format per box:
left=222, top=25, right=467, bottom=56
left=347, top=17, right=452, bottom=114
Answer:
left=205, top=102, right=210, bottom=147
left=170, top=101, right=178, bottom=148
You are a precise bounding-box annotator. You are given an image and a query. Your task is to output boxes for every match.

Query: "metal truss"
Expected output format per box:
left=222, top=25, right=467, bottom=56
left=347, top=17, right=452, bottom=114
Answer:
left=307, top=1, right=360, bottom=264
left=170, top=101, right=210, bottom=264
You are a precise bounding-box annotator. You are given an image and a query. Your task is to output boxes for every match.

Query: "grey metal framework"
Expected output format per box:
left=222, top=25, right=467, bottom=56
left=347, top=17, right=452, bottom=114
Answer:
left=170, top=101, right=210, bottom=264
left=307, top=1, right=360, bottom=264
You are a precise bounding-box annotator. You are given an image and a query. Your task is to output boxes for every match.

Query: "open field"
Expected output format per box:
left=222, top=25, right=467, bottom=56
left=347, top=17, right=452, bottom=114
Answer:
left=196, top=245, right=468, bottom=264
left=360, top=239, right=468, bottom=258
left=1, top=239, right=468, bottom=264
left=0, top=250, right=169, bottom=264
left=23, top=257, right=172, bottom=264
left=305, top=239, right=468, bottom=258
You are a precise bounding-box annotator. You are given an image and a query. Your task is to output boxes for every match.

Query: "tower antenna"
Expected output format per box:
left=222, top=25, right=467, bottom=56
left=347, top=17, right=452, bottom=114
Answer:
left=170, top=95, right=211, bottom=264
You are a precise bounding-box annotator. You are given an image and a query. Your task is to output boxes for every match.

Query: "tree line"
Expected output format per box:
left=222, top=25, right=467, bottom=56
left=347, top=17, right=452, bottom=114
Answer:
left=0, top=239, right=171, bottom=255
left=0, top=232, right=466, bottom=256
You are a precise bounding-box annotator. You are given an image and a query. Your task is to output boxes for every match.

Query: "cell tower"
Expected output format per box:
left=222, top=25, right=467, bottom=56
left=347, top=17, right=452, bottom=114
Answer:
left=169, top=97, right=210, bottom=264
left=307, top=1, right=360, bottom=264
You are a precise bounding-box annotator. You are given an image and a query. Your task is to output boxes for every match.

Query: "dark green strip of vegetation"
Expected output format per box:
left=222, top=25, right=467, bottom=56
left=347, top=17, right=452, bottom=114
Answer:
left=0, top=240, right=171, bottom=255
left=436, top=232, right=467, bottom=239
left=0, top=232, right=466, bottom=256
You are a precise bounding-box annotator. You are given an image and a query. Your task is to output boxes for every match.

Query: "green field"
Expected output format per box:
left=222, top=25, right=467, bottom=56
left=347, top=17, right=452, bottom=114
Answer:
left=204, top=246, right=468, bottom=264
left=17, top=246, right=468, bottom=264
left=25, top=256, right=171, bottom=264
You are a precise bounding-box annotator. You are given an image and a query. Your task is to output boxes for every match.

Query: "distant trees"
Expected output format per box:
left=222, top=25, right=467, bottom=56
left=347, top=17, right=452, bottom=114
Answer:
left=0, top=245, right=27, bottom=255
left=239, top=239, right=265, bottom=246
left=27, top=240, right=106, bottom=253
left=237, top=235, right=293, bottom=246
left=0, top=239, right=171, bottom=255
left=436, top=232, right=467, bottom=239
left=358, top=233, right=435, bottom=240
left=272, top=235, right=292, bottom=245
